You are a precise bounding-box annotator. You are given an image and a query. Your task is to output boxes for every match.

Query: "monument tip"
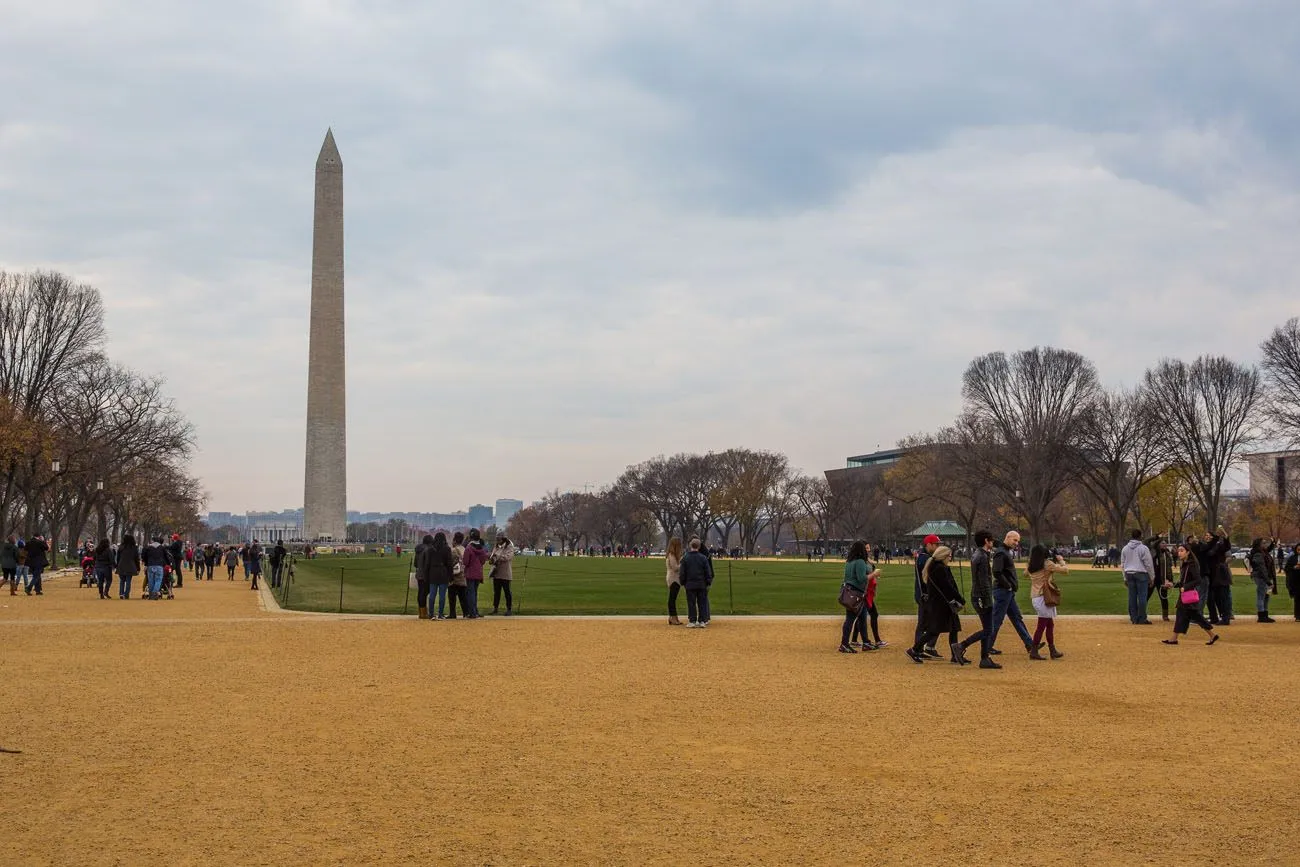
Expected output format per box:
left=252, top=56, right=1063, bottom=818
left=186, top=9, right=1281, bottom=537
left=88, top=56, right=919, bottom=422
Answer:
left=317, top=128, right=341, bottom=169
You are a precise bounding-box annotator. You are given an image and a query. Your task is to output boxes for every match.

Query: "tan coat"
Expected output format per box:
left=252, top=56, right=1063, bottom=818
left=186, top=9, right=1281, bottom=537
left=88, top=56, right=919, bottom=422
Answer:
left=1029, top=560, right=1068, bottom=598
left=665, top=552, right=681, bottom=587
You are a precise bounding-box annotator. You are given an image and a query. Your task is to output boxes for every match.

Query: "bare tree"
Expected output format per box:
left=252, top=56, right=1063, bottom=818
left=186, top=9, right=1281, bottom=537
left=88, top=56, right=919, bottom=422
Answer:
left=506, top=505, right=550, bottom=549
left=1073, top=387, right=1171, bottom=543
left=1260, top=317, right=1300, bottom=447
left=956, top=347, right=1101, bottom=544
left=885, top=429, right=989, bottom=550
left=710, top=448, right=788, bottom=555
left=1144, top=355, right=1261, bottom=529
left=792, top=475, right=842, bottom=553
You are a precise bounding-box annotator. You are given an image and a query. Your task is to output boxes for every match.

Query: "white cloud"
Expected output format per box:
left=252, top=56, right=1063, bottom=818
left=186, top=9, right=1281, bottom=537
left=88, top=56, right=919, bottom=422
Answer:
left=1, top=1, right=1297, bottom=513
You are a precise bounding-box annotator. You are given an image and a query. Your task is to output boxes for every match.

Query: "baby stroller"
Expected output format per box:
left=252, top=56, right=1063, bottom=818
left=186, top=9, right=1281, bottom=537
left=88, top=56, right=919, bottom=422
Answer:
left=80, top=555, right=96, bottom=587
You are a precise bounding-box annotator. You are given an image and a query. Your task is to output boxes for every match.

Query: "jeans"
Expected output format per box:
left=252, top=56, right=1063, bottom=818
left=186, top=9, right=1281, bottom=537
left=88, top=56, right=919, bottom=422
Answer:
left=972, top=603, right=994, bottom=657
left=146, top=565, right=164, bottom=597
left=686, top=586, right=711, bottom=623
left=467, top=580, right=481, bottom=616
left=119, top=575, right=133, bottom=598
left=18, top=565, right=30, bottom=589
left=1125, top=572, right=1150, bottom=623
left=841, top=607, right=861, bottom=646
left=1253, top=577, right=1271, bottom=613
left=492, top=578, right=513, bottom=612
left=28, top=567, right=44, bottom=593
left=991, top=587, right=1033, bottom=650
left=96, top=566, right=113, bottom=597
left=431, top=583, right=448, bottom=616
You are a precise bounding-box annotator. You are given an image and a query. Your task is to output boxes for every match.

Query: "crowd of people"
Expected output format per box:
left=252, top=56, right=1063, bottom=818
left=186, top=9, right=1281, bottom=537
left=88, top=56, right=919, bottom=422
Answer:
left=411, top=529, right=516, bottom=620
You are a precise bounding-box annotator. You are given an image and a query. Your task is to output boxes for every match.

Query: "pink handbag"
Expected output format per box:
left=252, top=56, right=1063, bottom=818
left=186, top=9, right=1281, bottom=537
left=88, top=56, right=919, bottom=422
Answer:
left=1179, top=589, right=1200, bottom=606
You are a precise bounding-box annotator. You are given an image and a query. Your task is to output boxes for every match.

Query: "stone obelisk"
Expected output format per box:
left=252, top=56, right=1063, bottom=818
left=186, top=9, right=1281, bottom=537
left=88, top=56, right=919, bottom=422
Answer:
left=303, top=129, right=347, bottom=542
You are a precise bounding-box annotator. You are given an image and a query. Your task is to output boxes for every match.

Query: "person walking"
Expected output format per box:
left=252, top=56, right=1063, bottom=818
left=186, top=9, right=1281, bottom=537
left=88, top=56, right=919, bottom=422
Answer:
left=851, top=543, right=885, bottom=649
left=269, top=540, right=287, bottom=589
left=142, top=536, right=170, bottom=600
left=913, top=534, right=942, bottom=658
left=15, top=541, right=29, bottom=594
left=1119, top=529, right=1155, bottom=625
left=1285, top=544, right=1300, bottom=622
left=93, top=538, right=115, bottom=599
left=1146, top=538, right=1174, bottom=622
left=680, top=537, right=713, bottom=628
left=839, top=541, right=874, bottom=653
left=990, top=530, right=1035, bottom=657
left=224, top=546, right=239, bottom=580
left=665, top=537, right=684, bottom=626
left=204, top=543, right=217, bottom=579
left=1248, top=538, right=1278, bottom=623
left=24, top=534, right=49, bottom=596
left=1163, top=543, right=1220, bottom=646
left=966, top=531, right=1000, bottom=668
left=247, top=540, right=263, bottom=591
left=906, top=546, right=973, bottom=665
left=1, top=536, right=18, bottom=596
left=448, top=532, right=469, bottom=619
left=116, top=533, right=141, bottom=599
left=1027, top=545, right=1067, bottom=660
left=461, top=529, right=489, bottom=618
left=193, top=544, right=206, bottom=583
left=169, top=534, right=185, bottom=588
left=489, top=534, right=516, bottom=616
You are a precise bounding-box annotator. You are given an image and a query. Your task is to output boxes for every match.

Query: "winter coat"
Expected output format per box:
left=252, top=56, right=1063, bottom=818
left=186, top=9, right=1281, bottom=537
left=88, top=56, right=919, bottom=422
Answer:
left=1285, top=551, right=1299, bottom=597
left=1029, top=560, right=1068, bottom=600
left=142, top=543, right=171, bottom=569
left=843, top=558, right=869, bottom=592
left=450, top=544, right=467, bottom=587
left=417, top=541, right=455, bottom=584
left=116, top=542, right=141, bottom=577
left=224, top=549, right=239, bottom=567
left=920, top=560, right=965, bottom=634
left=679, top=549, right=713, bottom=589
left=462, top=542, right=489, bottom=582
left=489, top=543, right=515, bottom=581
left=0, top=542, right=17, bottom=571
left=992, top=543, right=1018, bottom=592
left=969, top=548, right=994, bottom=609
left=1176, top=557, right=1203, bottom=608
left=94, top=547, right=115, bottom=570
left=665, top=552, right=681, bottom=587
left=25, top=538, right=49, bottom=571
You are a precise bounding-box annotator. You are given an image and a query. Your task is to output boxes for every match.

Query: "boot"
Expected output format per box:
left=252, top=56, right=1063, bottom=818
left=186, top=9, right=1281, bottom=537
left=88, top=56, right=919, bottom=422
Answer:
left=418, top=606, right=429, bottom=620
left=1029, top=646, right=1047, bottom=660
left=1260, top=612, right=1276, bottom=623
left=949, top=641, right=970, bottom=666
left=979, top=656, right=1002, bottom=670
left=1049, top=644, right=1064, bottom=660
left=668, top=615, right=682, bottom=625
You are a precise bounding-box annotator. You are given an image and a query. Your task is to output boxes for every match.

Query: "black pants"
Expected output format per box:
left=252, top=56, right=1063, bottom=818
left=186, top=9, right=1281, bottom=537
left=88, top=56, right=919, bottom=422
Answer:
left=271, top=562, right=284, bottom=588
left=206, top=562, right=215, bottom=579
left=1148, top=580, right=1170, bottom=618
left=968, top=604, right=994, bottom=657
left=841, top=607, right=862, bottom=646
left=448, top=585, right=467, bottom=618
left=2, top=567, right=14, bottom=590
left=1175, top=605, right=1214, bottom=635
left=686, top=586, right=710, bottom=623
left=914, top=628, right=959, bottom=655
left=668, top=582, right=681, bottom=617
left=250, top=570, right=259, bottom=590
left=96, top=566, right=113, bottom=597
left=1208, top=585, right=1231, bottom=622
left=417, top=579, right=430, bottom=610
left=914, top=603, right=934, bottom=649
left=492, top=578, right=512, bottom=612
left=227, top=564, right=236, bottom=579
left=851, top=604, right=879, bottom=644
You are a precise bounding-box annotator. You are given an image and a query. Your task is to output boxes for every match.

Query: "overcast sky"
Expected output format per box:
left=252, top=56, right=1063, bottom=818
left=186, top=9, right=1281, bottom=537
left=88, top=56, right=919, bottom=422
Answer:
left=3, top=1, right=1297, bottom=514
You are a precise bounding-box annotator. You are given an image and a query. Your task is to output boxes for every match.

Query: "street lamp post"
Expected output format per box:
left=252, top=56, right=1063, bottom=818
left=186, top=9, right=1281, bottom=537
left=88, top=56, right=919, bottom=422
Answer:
left=887, top=499, right=893, bottom=561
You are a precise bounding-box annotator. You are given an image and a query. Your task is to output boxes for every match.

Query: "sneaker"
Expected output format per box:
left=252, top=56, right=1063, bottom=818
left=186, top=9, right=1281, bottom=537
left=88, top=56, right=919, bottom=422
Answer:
left=861, top=642, right=878, bottom=651
left=988, top=648, right=1003, bottom=656
left=978, top=657, right=1002, bottom=669
left=922, top=646, right=941, bottom=659
left=904, top=648, right=925, bottom=664
left=874, top=639, right=889, bottom=648
left=838, top=644, right=857, bottom=654
left=686, top=622, right=701, bottom=629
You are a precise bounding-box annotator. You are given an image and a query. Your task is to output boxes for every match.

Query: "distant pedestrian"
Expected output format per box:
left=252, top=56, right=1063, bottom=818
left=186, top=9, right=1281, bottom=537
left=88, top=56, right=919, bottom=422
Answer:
left=170, top=534, right=185, bottom=587
left=1248, top=538, right=1277, bottom=623
left=680, top=537, right=713, bottom=628
left=1146, top=538, right=1174, bottom=622
left=1, top=536, right=17, bottom=596
left=116, top=534, right=141, bottom=599
left=851, top=543, right=884, bottom=649
left=462, top=529, right=489, bottom=618
left=142, top=536, right=170, bottom=600
left=1285, top=545, right=1300, bottom=622
left=665, top=537, right=684, bottom=626
left=1163, top=543, right=1220, bottom=646
left=247, top=540, right=263, bottom=590
left=224, top=546, right=239, bottom=579
left=1027, top=545, right=1067, bottom=660
left=838, top=541, right=875, bottom=653
left=93, top=538, right=115, bottom=599
left=489, top=534, right=516, bottom=616
left=24, top=535, right=49, bottom=596
left=1120, top=529, right=1155, bottom=625
left=193, top=544, right=207, bottom=581
left=448, top=532, right=469, bottom=619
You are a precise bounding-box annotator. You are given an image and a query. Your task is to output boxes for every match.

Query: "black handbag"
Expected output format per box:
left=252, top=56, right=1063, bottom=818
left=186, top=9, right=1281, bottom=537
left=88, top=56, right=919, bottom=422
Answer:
left=838, top=584, right=864, bottom=614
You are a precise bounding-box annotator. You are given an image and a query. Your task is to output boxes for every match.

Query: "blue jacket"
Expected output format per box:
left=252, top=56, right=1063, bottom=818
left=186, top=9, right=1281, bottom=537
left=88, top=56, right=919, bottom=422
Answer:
left=679, top=550, right=713, bottom=589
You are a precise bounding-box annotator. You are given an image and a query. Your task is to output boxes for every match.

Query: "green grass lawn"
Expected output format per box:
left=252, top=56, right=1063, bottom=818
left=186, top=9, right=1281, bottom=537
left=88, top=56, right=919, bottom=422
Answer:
left=280, top=554, right=1275, bottom=617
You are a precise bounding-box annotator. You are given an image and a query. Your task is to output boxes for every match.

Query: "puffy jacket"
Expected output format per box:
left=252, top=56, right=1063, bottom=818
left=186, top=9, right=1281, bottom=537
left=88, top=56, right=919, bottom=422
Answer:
left=462, top=542, right=490, bottom=582
left=416, top=541, right=455, bottom=584
left=679, top=550, right=713, bottom=589
left=0, top=541, right=17, bottom=571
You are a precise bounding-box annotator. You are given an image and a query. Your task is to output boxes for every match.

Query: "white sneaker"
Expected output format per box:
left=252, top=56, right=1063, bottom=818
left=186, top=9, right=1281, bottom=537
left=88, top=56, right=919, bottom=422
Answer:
left=686, top=622, right=700, bottom=628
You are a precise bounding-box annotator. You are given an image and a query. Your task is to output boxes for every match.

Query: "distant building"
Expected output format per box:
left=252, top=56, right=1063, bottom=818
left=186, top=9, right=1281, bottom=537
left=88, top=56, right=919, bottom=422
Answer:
left=495, top=499, right=523, bottom=526
left=1245, top=449, right=1300, bottom=503
left=467, top=504, right=494, bottom=529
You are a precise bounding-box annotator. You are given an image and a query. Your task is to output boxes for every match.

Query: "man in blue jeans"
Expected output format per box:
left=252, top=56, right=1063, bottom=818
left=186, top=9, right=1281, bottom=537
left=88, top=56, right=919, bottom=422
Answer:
left=989, top=530, right=1036, bottom=658
left=1119, top=529, right=1155, bottom=625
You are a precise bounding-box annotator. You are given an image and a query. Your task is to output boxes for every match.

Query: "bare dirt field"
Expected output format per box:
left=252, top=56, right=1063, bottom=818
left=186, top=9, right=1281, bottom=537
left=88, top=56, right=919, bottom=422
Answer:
left=3, top=573, right=1299, bottom=866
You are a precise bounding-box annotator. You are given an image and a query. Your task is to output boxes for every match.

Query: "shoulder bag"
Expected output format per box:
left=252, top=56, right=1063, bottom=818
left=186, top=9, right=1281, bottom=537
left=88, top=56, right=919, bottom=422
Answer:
left=1041, top=577, right=1061, bottom=607
left=838, top=583, right=864, bottom=614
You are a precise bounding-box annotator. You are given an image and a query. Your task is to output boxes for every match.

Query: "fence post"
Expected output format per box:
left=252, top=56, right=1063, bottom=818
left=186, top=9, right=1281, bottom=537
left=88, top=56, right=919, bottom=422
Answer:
left=517, top=559, right=528, bottom=615
left=338, top=566, right=344, bottom=613
left=402, top=565, right=411, bottom=616
left=728, top=560, right=734, bottom=614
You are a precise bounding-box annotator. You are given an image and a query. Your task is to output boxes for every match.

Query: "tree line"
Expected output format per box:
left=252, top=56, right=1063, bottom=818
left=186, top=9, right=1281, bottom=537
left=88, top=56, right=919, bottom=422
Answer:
left=0, top=270, right=201, bottom=557
left=506, top=323, right=1300, bottom=551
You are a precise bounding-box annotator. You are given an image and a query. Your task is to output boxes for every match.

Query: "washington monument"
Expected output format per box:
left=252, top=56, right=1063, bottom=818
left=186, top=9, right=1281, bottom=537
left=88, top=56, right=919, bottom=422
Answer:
left=303, top=129, right=347, bottom=541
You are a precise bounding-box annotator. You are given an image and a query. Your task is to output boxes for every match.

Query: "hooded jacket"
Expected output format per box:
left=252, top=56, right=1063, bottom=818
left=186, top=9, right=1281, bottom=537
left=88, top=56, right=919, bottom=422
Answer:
left=142, top=541, right=171, bottom=569
left=1119, top=539, right=1155, bottom=575
left=25, top=537, right=49, bottom=571
left=462, top=541, right=490, bottom=582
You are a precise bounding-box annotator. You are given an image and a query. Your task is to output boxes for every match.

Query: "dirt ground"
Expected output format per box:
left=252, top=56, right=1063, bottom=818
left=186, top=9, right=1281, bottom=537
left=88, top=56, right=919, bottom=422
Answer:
left=3, top=573, right=1299, bottom=866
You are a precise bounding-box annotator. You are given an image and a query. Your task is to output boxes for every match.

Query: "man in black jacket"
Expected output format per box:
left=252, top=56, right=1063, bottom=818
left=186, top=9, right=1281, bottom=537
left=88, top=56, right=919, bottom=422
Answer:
left=24, top=535, right=49, bottom=596
left=989, top=530, right=1035, bottom=657
left=963, top=530, right=1000, bottom=668
left=270, top=540, right=287, bottom=589
left=1191, top=528, right=1232, bottom=624
left=169, top=535, right=185, bottom=587
left=680, top=538, right=713, bottom=628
